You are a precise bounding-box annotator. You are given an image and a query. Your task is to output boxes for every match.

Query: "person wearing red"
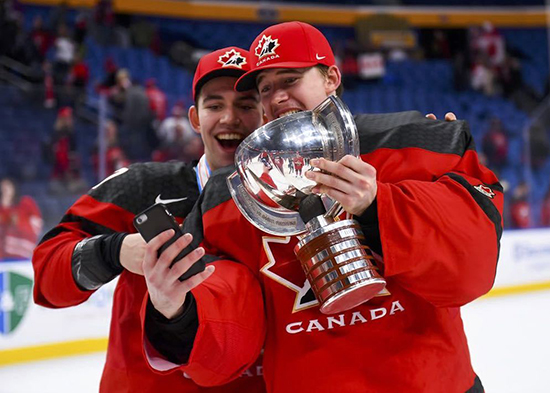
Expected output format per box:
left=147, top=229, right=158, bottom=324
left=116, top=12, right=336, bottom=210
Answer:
left=32, top=47, right=265, bottom=392
left=145, top=78, right=168, bottom=122
left=142, top=22, right=503, bottom=393
left=0, top=178, right=43, bottom=260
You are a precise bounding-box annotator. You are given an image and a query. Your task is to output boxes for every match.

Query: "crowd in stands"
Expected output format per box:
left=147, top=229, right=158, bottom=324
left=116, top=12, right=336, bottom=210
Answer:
left=0, top=177, right=43, bottom=260
left=1, top=0, right=550, bottom=249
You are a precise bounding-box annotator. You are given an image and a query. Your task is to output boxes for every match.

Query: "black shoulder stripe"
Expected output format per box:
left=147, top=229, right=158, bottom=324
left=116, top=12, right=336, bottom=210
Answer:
left=357, top=116, right=474, bottom=156
left=39, top=215, right=117, bottom=245
left=38, top=226, right=72, bottom=245
left=61, top=214, right=118, bottom=236
left=446, top=173, right=503, bottom=244
left=201, top=165, right=235, bottom=214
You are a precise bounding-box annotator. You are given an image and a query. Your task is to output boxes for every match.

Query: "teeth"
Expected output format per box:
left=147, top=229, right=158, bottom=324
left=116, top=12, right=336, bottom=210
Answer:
left=217, top=133, right=243, bottom=140
left=279, top=110, right=300, bottom=118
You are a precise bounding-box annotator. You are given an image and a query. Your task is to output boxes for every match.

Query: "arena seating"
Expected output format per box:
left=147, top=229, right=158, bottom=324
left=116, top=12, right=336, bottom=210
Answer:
left=1, top=6, right=549, bottom=229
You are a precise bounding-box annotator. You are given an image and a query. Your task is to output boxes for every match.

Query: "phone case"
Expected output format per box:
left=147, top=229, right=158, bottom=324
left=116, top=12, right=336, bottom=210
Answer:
left=133, top=203, right=205, bottom=281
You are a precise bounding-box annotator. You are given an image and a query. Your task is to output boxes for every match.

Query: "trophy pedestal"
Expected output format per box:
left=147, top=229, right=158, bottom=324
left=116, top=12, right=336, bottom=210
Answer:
left=295, top=219, right=386, bottom=315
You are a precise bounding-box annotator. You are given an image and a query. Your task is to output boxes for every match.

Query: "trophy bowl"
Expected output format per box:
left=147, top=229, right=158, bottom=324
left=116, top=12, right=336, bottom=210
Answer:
left=227, top=96, right=386, bottom=314
left=233, top=95, right=358, bottom=220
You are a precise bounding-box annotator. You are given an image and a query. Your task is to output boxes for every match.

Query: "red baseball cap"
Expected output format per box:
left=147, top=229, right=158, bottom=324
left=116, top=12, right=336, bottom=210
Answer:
left=235, top=21, right=335, bottom=92
left=193, top=46, right=251, bottom=100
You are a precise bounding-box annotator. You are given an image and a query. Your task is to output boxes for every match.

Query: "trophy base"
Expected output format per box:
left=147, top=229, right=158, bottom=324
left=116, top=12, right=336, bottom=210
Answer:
left=295, top=219, right=386, bottom=315
left=319, top=276, right=386, bottom=315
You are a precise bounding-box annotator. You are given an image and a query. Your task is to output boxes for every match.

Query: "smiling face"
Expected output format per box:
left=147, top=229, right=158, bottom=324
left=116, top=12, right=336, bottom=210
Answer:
left=189, top=76, right=263, bottom=171
left=256, top=66, right=341, bottom=122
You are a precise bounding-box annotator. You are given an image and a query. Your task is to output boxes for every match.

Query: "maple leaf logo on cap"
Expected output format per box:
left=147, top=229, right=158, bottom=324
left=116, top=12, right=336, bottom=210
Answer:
left=255, top=35, right=280, bottom=59
left=218, top=49, right=247, bottom=69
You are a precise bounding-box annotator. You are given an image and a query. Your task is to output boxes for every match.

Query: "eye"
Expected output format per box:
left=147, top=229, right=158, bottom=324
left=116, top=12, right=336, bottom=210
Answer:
left=206, top=104, right=222, bottom=110
left=259, top=84, right=271, bottom=94
left=285, top=77, right=298, bottom=85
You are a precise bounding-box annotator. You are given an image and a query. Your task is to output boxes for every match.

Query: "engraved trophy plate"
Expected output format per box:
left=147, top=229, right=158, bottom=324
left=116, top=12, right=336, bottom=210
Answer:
left=227, top=96, right=386, bottom=314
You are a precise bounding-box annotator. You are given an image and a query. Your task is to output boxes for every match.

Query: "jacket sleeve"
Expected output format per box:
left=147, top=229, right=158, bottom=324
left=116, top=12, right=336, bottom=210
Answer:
left=32, top=189, right=136, bottom=308
left=142, top=167, right=266, bottom=387
left=363, top=118, right=503, bottom=307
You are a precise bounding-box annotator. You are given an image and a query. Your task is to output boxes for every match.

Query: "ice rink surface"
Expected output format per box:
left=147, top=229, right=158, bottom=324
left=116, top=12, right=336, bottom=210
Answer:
left=0, top=290, right=549, bottom=393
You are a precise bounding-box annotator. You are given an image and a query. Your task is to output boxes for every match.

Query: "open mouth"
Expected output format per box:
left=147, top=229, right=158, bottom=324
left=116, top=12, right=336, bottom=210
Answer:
left=216, top=133, right=244, bottom=149
left=278, top=109, right=301, bottom=119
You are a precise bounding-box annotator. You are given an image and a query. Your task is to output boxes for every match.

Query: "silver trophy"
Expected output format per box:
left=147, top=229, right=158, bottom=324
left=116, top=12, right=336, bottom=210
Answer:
left=227, top=96, right=386, bottom=314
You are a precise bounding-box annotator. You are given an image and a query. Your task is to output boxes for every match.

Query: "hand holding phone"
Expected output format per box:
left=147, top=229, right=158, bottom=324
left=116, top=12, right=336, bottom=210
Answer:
left=133, top=203, right=205, bottom=281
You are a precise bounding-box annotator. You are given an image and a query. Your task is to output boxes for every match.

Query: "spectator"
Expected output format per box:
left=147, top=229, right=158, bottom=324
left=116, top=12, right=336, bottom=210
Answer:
left=96, top=57, right=118, bottom=93
left=471, top=22, right=506, bottom=70
left=92, top=0, right=115, bottom=45
left=0, top=178, right=43, bottom=260
left=156, top=101, right=193, bottom=145
left=153, top=101, right=197, bottom=162
left=92, top=119, right=130, bottom=178
left=431, top=30, right=451, bottom=59
left=30, top=15, right=52, bottom=62
left=109, top=69, right=156, bottom=161
left=509, top=182, right=531, bottom=229
left=482, top=117, right=509, bottom=172
left=66, top=53, right=89, bottom=106
left=145, top=78, right=167, bottom=122
left=471, top=54, right=497, bottom=96
left=46, top=107, right=86, bottom=194
left=73, top=10, right=88, bottom=47
left=52, top=24, right=76, bottom=85
left=469, top=22, right=507, bottom=97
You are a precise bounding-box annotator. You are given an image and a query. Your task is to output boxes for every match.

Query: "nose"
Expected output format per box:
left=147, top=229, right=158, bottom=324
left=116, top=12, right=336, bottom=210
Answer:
left=267, top=87, right=289, bottom=118
left=220, top=106, right=240, bottom=125
left=272, top=87, right=289, bottom=106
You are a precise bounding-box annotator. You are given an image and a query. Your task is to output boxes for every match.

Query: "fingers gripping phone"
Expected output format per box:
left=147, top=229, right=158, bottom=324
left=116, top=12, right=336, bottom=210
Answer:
left=133, top=203, right=205, bottom=281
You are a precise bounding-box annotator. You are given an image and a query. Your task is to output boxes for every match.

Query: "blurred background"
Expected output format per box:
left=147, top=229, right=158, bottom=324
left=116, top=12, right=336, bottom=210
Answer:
left=0, top=0, right=549, bottom=392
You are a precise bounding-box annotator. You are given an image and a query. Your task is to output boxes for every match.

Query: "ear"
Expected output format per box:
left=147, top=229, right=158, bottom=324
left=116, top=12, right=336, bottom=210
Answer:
left=188, top=105, right=201, bottom=135
left=324, top=65, right=342, bottom=96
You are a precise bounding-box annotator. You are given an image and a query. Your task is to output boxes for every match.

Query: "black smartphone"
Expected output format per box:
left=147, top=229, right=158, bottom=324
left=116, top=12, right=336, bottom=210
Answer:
left=133, top=203, right=205, bottom=281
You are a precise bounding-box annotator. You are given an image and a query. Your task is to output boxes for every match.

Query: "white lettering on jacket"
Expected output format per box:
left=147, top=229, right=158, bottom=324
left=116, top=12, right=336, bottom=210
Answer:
left=285, top=300, right=405, bottom=334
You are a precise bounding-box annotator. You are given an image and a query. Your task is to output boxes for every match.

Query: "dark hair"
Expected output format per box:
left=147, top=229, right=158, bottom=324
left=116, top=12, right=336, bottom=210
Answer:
left=315, top=64, right=344, bottom=97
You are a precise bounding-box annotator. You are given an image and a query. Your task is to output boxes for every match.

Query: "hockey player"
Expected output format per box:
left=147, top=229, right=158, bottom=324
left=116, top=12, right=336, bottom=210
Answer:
left=143, top=22, right=501, bottom=393
left=32, top=47, right=266, bottom=392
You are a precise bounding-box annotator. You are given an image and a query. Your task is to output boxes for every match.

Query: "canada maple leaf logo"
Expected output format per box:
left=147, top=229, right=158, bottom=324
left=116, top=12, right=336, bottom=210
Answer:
left=474, top=184, right=496, bottom=199
left=217, top=49, right=247, bottom=69
left=255, top=35, right=280, bottom=59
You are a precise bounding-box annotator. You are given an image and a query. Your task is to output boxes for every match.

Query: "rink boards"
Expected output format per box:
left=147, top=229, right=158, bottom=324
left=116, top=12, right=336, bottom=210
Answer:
left=1, top=228, right=550, bottom=365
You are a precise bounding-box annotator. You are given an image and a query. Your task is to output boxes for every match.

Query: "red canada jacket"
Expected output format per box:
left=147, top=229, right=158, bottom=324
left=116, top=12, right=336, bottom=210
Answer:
left=147, top=113, right=501, bottom=393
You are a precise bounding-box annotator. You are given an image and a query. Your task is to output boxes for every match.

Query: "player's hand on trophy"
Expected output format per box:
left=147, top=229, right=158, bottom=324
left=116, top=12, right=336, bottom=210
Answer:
left=425, top=112, right=457, bottom=121
left=120, top=233, right=147, bottom=275
left=142, top=230, right=215, bottom=319
left=306, top=155, right=377, bottom=216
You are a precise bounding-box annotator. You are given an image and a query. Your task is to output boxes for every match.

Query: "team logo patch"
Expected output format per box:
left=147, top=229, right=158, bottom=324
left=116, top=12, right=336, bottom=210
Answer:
left=0, top=271, right=32, bottom=335
left=255, top=35, right=280, bottom=59
left=217, top=49, right=247, bottom=69
left=474, top=184, right=495, bottom=199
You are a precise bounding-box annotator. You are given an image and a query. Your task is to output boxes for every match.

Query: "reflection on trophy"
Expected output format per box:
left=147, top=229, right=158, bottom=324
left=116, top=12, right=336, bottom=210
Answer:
left=227, top=96, right=386, bottom=315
